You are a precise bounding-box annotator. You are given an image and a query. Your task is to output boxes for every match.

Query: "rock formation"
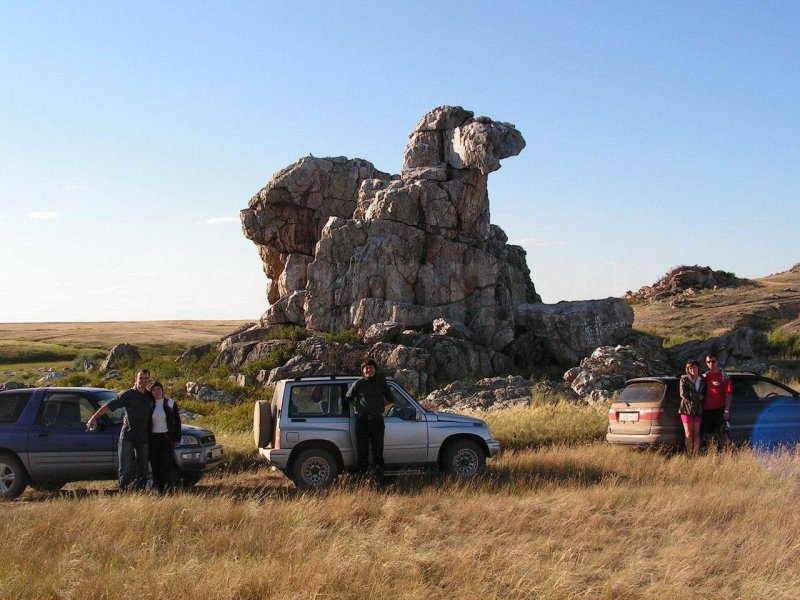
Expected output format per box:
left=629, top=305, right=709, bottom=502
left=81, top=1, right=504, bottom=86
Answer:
left=235, top=106, right=637, bottom=394
left=241, top=106, right=538, bottom=351
left=624, top=265, right=746, bottom=302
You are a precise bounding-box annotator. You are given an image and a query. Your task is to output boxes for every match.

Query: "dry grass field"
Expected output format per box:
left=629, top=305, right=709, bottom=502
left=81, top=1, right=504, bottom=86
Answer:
left=0, top=320, right=252, bottom=347
left=3, top=444, right=800, bottom=600
left=2, top=315, right=799, bottom=599
left=631, top=267, right=800, bottom=345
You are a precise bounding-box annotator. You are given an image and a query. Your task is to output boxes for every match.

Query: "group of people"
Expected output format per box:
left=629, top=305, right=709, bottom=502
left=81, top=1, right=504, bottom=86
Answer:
left=678, top=353, right=733, bottom=455
left=86, top=369, right=182, bottom=492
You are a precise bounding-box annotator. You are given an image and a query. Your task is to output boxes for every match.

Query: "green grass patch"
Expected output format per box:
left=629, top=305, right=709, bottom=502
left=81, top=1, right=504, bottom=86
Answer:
left=0, top=340, right=105, bottom=366
left=322, top=328, right=361, bottom=344
left=243, top=344, right=301, bottom=376
left=767, top=328, right=800, bottom=359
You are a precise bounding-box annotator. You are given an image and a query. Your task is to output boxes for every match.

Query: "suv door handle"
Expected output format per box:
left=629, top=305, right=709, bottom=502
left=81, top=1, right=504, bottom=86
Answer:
left=290, top=418, right=306, bottom=422
left=38, top=432, right=50, bottom=437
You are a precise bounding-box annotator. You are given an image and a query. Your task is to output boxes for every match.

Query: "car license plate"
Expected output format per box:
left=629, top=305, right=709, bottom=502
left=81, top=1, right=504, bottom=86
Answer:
left=619, top=412, right=639, bottom=423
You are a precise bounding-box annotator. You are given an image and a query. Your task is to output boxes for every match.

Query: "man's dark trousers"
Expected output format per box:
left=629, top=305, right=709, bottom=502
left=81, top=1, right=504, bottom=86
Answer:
left=355, top=414, right=385, bottom=474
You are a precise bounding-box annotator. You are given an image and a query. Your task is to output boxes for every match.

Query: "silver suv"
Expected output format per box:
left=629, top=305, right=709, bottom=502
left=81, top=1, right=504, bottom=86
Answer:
left=254, top=376, right=501, bottom=488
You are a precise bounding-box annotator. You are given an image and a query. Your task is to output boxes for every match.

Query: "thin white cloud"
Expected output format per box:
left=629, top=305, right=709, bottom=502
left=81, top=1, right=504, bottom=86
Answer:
left=512, top=238, right=567, bottom=248
left=29, top=211, right=58, bottom=220
left=63, top=184, right=84, bottom=192
left=198, top=217, right=239, bottom=225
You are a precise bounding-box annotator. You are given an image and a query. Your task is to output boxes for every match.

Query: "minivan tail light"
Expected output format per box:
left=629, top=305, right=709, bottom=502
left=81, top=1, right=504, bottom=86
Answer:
left=639, top=408, right=665, bottom=420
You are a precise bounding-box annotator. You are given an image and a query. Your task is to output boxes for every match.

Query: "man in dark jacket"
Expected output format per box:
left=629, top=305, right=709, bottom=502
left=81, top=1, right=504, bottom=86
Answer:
left=346, top=359, right=393, bottom=478
left=86, top=369, right=153, bottom=491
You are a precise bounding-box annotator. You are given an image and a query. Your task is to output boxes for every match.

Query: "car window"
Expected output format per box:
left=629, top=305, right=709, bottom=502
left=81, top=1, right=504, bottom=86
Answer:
left=751, top=380, right=796, bottom=401
left=98, top=391, right=124, bottom=424
left=288, top=384, right=346, bottom=418
left=39, top=393, right=96, bottom=429
left=0, top=392, right=32, bottom=423
left=731, top=379, right=759, bottom=403
left=385, top=387, right=417, bottom=420
left=618, top=382, right=666, bottom=405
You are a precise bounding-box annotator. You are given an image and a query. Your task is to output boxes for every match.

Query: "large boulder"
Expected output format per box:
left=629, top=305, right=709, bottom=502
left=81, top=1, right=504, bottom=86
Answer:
left=667, top=327, right=768, bottom=368
left=515, top=299, right=634, bottom=366
left=100, top=343, right=141, bottom=372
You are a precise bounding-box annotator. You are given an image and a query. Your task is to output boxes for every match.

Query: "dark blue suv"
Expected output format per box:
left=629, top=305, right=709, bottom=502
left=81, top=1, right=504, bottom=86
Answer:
left=0, top=387, right=223, bottom=499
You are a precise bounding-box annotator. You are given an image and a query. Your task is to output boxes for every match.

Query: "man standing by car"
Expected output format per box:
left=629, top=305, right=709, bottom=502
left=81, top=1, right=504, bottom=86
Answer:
left=86, top=369, right=153, bottom=491
left=702, top=354, right=732, bottom=450
left=346, top=359, right=393, bottom=480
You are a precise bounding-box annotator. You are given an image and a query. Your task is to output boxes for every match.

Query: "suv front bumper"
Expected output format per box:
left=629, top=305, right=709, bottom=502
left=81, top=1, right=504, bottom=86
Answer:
left=487, top=439, right=501, bottom=457
left=175, top=443, right=224, bottom=473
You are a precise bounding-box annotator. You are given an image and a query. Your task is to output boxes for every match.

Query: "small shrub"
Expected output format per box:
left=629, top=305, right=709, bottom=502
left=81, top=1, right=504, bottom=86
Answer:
left=243, top=344, right=300, bottom=376
left=267, top=326, right=310, bottom=342
left=767, top=329, right=800, bottom=359
left=322, top=328, right=361, bottom=344
left=63, top=372, right=91, bottom=387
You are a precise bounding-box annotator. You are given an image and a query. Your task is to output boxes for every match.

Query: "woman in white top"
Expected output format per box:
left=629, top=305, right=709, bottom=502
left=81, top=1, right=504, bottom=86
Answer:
left=148, top=381, right=181, bottom=493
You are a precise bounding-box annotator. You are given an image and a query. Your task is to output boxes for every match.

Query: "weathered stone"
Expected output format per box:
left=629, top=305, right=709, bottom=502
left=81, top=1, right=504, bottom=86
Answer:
left=178, top=343, right=216, bottom=363
left=424, top=376, right=578, bottom=413
left=432, top=317, right=474, bottom=341
left=265, top=356, right=328, bottom=385
left=212, top=339, right=295, bottom=370
left=362, top=321, right=404, bottom=345
left=185, top=382, right=237, bottom=403
left=516, top=299, right=634, bottom=366
left=667, top=327, right=768, bottom=368
left=100, top=343, right=141, bottom=372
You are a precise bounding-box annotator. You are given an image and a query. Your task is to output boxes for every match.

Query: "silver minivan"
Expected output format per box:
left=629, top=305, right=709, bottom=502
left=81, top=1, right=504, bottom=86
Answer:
left=254, top=376, right=501, bottom=487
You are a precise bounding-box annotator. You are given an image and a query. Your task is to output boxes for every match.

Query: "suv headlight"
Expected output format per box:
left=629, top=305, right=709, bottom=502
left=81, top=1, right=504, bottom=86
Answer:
left=180, top=435, right=200, bottom=447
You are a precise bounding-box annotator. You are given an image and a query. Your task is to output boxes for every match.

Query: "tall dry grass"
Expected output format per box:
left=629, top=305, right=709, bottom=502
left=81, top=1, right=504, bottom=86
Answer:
left=3, top=444, right=800, bottom=600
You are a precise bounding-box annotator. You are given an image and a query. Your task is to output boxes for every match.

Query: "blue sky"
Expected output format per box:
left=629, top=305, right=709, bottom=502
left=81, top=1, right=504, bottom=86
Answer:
left=1, top=1, right=798, bottom=322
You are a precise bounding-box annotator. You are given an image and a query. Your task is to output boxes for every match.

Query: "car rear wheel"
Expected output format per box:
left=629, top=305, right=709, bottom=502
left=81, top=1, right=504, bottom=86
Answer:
left=442, top=440, right=486, bottom=479
left=291, top=448, right=339, bottom=489
left=0, top=453, right=30, bottom=500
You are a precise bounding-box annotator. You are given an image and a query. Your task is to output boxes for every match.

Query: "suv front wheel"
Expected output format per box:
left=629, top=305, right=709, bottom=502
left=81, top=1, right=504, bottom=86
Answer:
left=442, top=440, right=486, bottom=479
left=291, top=448, right=339, bottom=489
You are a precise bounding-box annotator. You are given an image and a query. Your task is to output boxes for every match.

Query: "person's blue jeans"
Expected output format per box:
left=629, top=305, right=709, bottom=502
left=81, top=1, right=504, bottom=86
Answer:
left=118, top=438, right=149, bottom=491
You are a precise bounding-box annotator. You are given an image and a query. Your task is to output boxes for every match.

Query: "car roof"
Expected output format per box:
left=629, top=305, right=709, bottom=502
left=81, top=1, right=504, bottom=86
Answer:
left=0, top=386, right=117, bottom=394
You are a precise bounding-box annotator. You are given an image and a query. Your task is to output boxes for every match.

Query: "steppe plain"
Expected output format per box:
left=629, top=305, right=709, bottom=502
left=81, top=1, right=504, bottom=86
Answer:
left=2, top=268, right=800, bottom=600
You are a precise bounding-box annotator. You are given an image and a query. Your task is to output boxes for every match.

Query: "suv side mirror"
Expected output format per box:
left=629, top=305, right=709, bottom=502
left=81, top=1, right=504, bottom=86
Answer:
left=415, top=411, right=424, bottom=422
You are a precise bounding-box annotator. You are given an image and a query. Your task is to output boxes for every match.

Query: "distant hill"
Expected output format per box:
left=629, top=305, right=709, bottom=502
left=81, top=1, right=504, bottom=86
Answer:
left=630, top=264, right=800, bottom=345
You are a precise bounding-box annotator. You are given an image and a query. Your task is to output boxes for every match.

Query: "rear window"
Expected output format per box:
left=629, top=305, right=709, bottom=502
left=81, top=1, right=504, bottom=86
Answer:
left=0, top=391, right=33, bottom=423
left=618, top=382, right=667, bottom=405
left=288, top=384, right=348, bottom=418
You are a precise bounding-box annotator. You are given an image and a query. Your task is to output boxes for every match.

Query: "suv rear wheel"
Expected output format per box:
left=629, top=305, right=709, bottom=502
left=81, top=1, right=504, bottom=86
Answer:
left=442, top=440, right=486, bottom=479
left=291, top=448, right=339, bottom=489
left=0, top=453, right=29, bottom=500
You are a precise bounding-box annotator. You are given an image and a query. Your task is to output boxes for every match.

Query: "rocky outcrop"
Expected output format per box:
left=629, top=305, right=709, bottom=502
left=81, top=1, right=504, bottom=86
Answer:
left=514, top=299, right=634, bottom=366
left=625, top=265, right=746, bottom=301
left=667, top=327, right=768, bottom=368
left=563, top=339, right=674, bottom=403
left=185, top=382, right=237, bottom=403
left=424, top=376, right=578, bottom=412
left=241, top=106, right=539, bottom=352
left=100, top=343, right=141, bottom=372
